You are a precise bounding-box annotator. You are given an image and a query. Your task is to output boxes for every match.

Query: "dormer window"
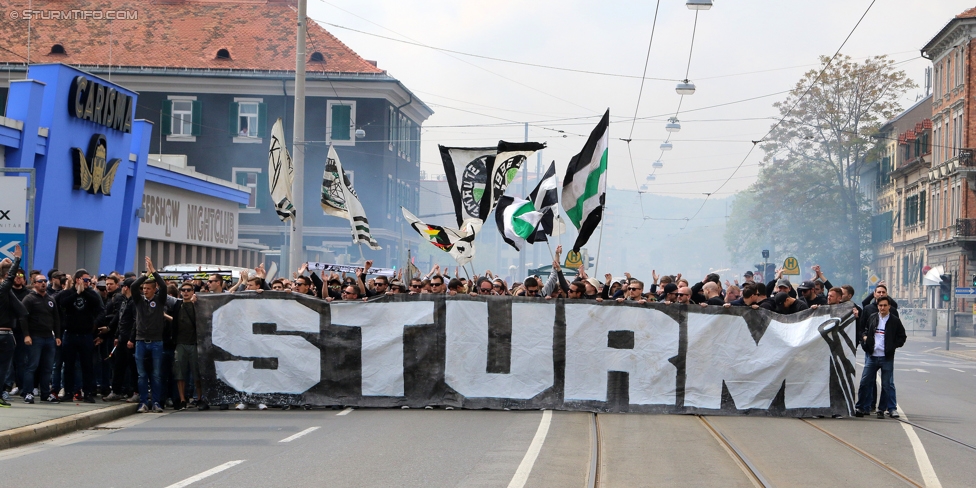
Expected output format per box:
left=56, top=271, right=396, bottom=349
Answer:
left=50, top=44, right=67, bottom=55
left=216, top=48, right=231, bottom=60
left=309, top=52, right=325, bottom=62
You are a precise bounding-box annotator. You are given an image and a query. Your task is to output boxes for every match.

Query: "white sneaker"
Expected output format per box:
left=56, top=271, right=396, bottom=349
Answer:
left=235, top=403, right=247, bottom=410
left=32, top=388, right=39, bottom=396
left=257, top=403, right=268, bottom=410
left=58, top=388, right=65, bottom=398
left=9, top=387, right=19, bottom=396
left=125, top=393, right=140, bottom=403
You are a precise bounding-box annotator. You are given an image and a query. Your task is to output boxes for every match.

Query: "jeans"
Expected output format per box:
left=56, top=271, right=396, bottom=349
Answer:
left=23, top=336, right=57, bottom=397
left=162, top=348, right=175, bottom=405
left=0, top=334, right=15, bottom=394
left=856, top=355, right=897, bottom=413
left=135, top=341, right=164, bottom=407
left=62, top=332, right=96, bottom=396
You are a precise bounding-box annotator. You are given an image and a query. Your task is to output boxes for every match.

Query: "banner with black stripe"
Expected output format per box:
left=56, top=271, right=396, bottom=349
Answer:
left=195, top=294, right=857, bottom=417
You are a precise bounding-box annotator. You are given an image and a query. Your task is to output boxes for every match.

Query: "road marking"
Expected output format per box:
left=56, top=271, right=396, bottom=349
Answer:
left=337, top=407, right=354, bottom=416
left=164, top=460, right=245, bottom=488
left=896, top=408, right=942, bottom=488
left=279, top=427, right=320, bottom=443
left=949, top=368, right=965, bottom=373
left=507, top=410, right=553, bottom=488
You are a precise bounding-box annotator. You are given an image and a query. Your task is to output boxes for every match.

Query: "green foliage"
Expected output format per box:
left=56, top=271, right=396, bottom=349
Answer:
left=725, top=55, right=915, bottom=286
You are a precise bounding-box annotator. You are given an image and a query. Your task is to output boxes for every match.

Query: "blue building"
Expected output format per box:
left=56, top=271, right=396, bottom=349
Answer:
left=0, top=0, right=433, bottom=273
left=0, top=63, right=252, bottom=274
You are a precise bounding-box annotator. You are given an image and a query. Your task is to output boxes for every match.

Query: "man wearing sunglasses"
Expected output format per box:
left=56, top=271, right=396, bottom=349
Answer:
left=20, top=272, right=61, bottom=404
left=408, top=278, right=424, bottom=294
left=172, top=283, right=204, bottom=411
left=674, top=286, right=693, bottom=305
left=429, top=275, right=447, bottom=294
left=617, top=280, right=646, bottom=304
left=206, top=274, right=226, bottom=293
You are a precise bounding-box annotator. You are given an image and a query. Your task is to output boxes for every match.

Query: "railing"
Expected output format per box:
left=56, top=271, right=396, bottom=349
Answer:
left=956, top=218, right=976, bottom=238
left=960, top=148, right=974, bottom=167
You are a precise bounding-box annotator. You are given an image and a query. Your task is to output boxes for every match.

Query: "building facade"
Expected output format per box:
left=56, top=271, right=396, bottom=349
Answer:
left=921, top=7, right=976, bottom=314
left=0, top=0, right=432, bottom=272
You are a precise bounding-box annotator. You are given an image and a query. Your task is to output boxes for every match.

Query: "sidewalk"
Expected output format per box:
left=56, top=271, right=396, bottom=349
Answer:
left=907, top=333, right=976, bottom=362
left=0, top=399, right=137, bottom=450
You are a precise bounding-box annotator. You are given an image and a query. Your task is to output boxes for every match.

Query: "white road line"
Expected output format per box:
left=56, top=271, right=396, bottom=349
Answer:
left=337, top=407, right=354, bottom=416
left=164, top=460, right=245, bottom=488
left=896, top=408, right=942, bottom=488
left=507, top=410, right=553, bottom=488
left=949, top=368, right=965, bottom=373
left=279, top=426, right=320, bottom=443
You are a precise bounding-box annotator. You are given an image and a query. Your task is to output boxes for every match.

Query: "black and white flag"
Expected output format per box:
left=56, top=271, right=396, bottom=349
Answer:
left=439, top=145, right=497, bottom=231
left=321, top=145, right=381, bottom=250
left=526, top=161, right=562, bottom=243
left=478, top=141, right=546, bottom=223
left=268, top=118, right=296, bottom=222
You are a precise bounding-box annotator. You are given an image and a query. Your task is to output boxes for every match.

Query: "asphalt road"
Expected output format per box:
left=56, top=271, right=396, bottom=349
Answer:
left=0, top=335, right=973, bottom=487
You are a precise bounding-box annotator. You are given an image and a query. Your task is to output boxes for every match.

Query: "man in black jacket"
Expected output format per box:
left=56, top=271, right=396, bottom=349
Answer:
left=131, top=257, right=167, bottom=413
left=21, top=273, right=61, bottom=403
left=0, top=246, right=24, bottom=407
left=56, top=268, right=105, bottom=403
left=106, top=278, right=137, bottom=402
left=854, top=296, right=906, bottom=419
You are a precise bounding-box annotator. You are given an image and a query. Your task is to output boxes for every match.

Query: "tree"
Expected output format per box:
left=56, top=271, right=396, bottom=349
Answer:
left=725, top=55, right=915, bottom=286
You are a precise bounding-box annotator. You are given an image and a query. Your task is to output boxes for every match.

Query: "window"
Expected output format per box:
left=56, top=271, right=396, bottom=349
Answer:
left=389, top=107, right=396, bottom=152
left=387, top=175, right=395, bottom=218
left=232, top=168, right=263, bottom=213
left=230, top=98, right=266, bottom=143
left=326, top=100, right=356, bottom=146
left=919, top=190, right=926, bottom=223
left=954, top=111, right=964, bottom=158
left=871, top=211, right=893, bottom=243
left=162, top=96, right=200, bottom=141
left=905, top=194, right=919, bottom=227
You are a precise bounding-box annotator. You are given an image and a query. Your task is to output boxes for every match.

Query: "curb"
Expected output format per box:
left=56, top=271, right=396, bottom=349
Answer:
left=0, top=403, right=139, bottom=451
left=925, top=347, right=976, bottom=362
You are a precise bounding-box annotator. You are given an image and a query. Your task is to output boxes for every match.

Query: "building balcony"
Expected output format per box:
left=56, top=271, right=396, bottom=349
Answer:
left=957, top=219, right=976, bottom=240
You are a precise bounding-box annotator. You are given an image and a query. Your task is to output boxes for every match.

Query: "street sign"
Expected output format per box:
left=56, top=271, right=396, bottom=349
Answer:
left=954, top=287, right=976, bottom=297
left=782, top=256, right=800, bottom=275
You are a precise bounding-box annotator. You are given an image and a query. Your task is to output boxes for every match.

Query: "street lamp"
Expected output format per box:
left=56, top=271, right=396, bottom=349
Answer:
left=686, top=0, right=713, bottom=10
left=675, top=80, right=696, bottom=95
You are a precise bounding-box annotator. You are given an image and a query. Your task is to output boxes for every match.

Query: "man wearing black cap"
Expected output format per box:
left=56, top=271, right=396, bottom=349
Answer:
left=797, top=280, right=826, bottom=307
left=659, top=283, right=679, bottom=303
left=743, top=270, right=755, bottom=285
left=772, top=291, right=809, bottom=315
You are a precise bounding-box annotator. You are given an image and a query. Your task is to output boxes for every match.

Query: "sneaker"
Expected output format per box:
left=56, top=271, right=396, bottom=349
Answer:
left=1, top=390, right=9, bottom=402
left=9, top=386, right=20, bottom=396
left=888, top=410, right=900, bottom=418
left=103, top=393, right=123, bottom=401
left=58, top=388, right=65, bottom=398
left=45, top=394, right=60, bottom=404
left=32, top=388, right=39, bottom=396
left=24, top=393, right=34, bottom=404
left=877, top=410, right=885, bottom=419
left=152, top=403, right=164, bottom=413
left=82, top=395, right=96, bottom=404
left=854, top=410, right=865, bottom=418
left=165, top=398, right=174, bottom=409
left=257, top=403, right=267, bottom=410
left=72, top=393, right=82, bottom=402
left=197, top=403, right=210, bottom=411
left=0, top=397, right=10, bottom=407
left=177, top=400, right=187, bottom=411
left=188, top=399, right=198, bottom=407
left=136, top=403, right=149, bottom=413
left=235, top=403, right=247, bottom=410
left=125, top=393, right=140, bottom=404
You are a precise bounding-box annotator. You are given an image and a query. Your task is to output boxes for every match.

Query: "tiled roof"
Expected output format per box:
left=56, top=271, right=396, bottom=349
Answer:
left=0, top=0, right=384, bottom=74
left=957, top=7, right=976, bottom=19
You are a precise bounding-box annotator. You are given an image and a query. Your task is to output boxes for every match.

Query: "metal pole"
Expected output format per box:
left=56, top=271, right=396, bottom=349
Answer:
left=947, top=287, right=952, bottom=351
left=289, top=0, right=307, bottom=275
left=518, top=122, right=527, bottom=280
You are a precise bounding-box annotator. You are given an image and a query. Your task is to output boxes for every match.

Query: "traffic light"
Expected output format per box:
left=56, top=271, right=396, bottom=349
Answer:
left=971, top=274, right=976, bottom=287
left=940, top=274, right=952, bottom=302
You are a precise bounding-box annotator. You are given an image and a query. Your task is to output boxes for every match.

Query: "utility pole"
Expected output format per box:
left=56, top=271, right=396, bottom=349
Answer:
left=289, top=0, right=307, bottom=274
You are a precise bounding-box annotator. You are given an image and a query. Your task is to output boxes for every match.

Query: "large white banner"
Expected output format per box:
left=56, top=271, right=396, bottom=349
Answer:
left=0, top=176, right=28, bottom=261
left=138, top=181, right=238, bottom=250
left=196, top=294, right=858, bottom=416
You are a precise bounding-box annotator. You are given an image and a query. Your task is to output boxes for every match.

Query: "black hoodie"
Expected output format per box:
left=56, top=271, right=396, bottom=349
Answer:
left=57, top=285, right=105, bottom=335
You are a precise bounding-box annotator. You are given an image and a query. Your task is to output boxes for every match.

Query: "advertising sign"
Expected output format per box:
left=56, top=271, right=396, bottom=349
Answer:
left=0, top=176, right=28, bottom=261
left=138, top=181, right=238, bottom=250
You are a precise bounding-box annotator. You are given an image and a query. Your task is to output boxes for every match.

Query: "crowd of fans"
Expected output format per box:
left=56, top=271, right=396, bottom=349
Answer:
left=1, top=242, right=890, bottom=412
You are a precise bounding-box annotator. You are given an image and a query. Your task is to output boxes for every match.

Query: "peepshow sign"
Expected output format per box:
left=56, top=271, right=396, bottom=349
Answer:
left=195, top=294, right=858, bottom=417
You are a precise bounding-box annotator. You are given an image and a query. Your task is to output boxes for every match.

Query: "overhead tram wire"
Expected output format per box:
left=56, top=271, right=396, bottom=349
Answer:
left=670, top=0, right=879, bottom=231
left=305, top=12, right=595, bottom=114
left=623, top=0, right=663, bottom=219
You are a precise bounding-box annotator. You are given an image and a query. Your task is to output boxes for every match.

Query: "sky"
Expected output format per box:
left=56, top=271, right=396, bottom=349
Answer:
left=306, top=0, right=974, bottom=212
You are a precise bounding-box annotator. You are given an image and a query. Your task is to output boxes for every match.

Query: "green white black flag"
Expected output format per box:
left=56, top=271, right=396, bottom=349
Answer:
left=495, top=195, right=544, bottom=252
left=562, top=110, right=608, bottom=252
left=321, top=145, right=381, bottom=250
